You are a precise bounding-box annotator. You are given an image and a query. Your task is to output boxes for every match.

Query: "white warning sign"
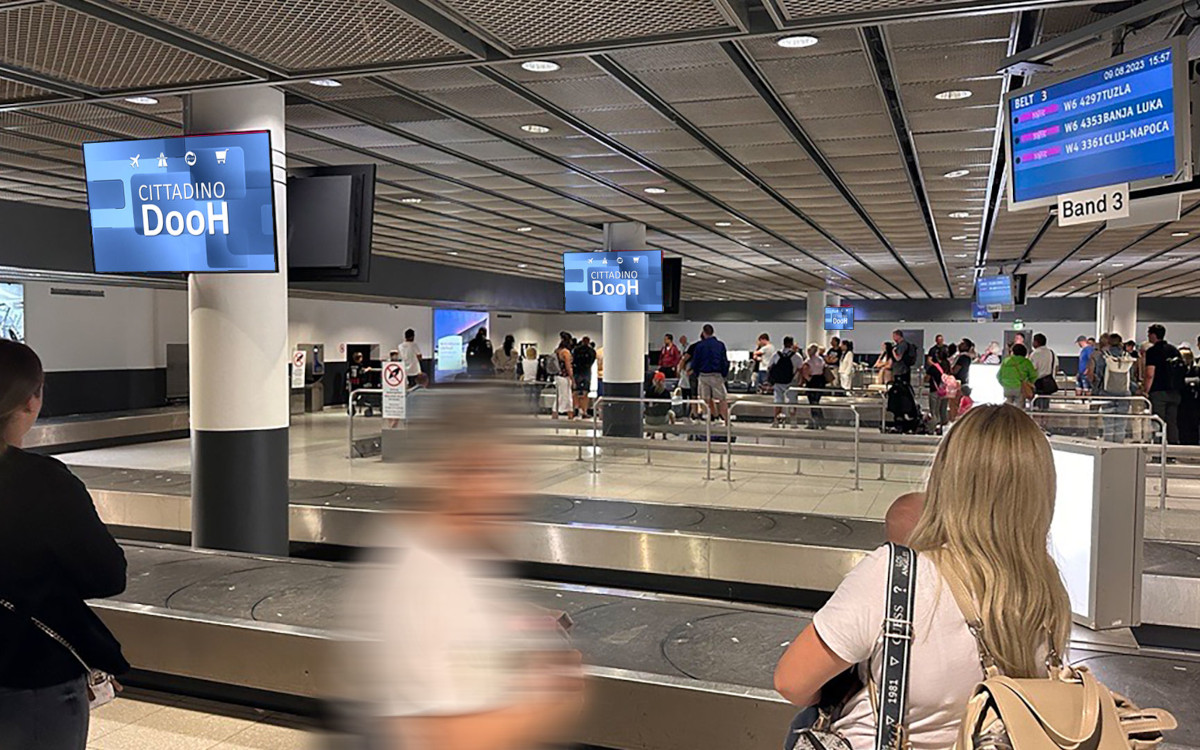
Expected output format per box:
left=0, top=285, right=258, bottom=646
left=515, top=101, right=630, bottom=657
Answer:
left=382, top=361, right=407, bottom=420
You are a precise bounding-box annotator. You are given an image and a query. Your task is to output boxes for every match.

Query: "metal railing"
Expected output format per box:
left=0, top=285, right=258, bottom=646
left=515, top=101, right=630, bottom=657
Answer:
left=785, top=386, right=887, bottom=433
left=1030, top=410, right=1169, bottom=509
left=727, top=400, right=862, bottom=490
left=1037, top=393, right=1153, bottom=411
left=347, top=388, right=382, bottom=459
left=590, top=397, right=714, bottom=480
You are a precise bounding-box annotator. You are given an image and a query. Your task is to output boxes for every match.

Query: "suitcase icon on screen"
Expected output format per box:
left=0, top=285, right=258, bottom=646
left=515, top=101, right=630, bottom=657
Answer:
left=215, top=149, right=228, bottom=164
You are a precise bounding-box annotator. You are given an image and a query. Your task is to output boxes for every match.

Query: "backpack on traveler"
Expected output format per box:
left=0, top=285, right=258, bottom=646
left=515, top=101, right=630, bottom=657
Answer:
left=544, top=350, right=561, bottom=377
left=572, top=343, right=596, bottom=373
left=1165, top=350, right=1189, bottom=392
left=1101, top=351, right=1135, bottom=394
left=942, top=563, right=1176, bottom=750
left=769, top=352, right=795, bottom=386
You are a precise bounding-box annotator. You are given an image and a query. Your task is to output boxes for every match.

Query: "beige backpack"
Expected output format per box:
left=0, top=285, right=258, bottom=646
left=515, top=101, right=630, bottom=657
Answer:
left=940, top=563, right=1176, bottom=750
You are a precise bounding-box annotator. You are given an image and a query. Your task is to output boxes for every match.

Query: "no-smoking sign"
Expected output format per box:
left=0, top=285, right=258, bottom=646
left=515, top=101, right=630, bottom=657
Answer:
left=382, top=362, right=406, bottom=420
left=383, top=362, right=404, bottom=387
left=292, top=351, right=305, bottom=368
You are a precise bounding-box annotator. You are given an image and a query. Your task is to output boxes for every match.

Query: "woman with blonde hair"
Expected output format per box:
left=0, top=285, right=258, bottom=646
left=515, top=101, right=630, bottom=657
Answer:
left=775, top=405, right=1071, bottom=750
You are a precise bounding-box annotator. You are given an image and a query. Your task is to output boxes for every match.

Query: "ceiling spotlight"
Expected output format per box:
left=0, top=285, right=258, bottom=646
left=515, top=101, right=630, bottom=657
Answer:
left=948, top=211, right=970, bottom=219
left=448, top=251, right=459, bottom=256
left=943, top=169, right=971, bottom=179
left=776, top=34, right=819, bottom=48
left=308, top=78, right=342, bottom=87
left=644, top=186, right=667, bottom=194
left=400, top=197, right=422, bottom=204
left=124, top=96, right=159, bottom=105
left=761, top=243, right=772, bottom=248
left=715, top=221, right=732, bottom=227
left=521, top=124, right=551, bottom=134
left=1111, top=262, right=1125, bottom=267
left=954, top=253, right=969, bottom=258
left=717, top=279, right=727, bottom=284
left=935, top=89, right=972, bottom=101
left=516, top=226, right=533, bottom=232
left=521, top=60, right=561, bottom=72
left=687, top=272, right=697, bottom=277
left=517, top=263, right=528, bottom=268
left=1172, top=231, right=1190, bottom=237
left=951, top=235, right=969, bottom=241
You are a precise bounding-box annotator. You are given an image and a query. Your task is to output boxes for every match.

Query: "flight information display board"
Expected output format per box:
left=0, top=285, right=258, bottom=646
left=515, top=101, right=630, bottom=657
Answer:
left=563, top=251, right=664, bottom=312
left=1006, top=39, right=1190, bottom=208
left=976, top=275, right=1014, bottom=308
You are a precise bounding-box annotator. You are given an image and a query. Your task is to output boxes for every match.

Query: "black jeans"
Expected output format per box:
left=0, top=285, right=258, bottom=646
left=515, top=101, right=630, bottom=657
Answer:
left=0, top=676, right=89, bottom=750
left=1150, top=390, right=1182, bottom=445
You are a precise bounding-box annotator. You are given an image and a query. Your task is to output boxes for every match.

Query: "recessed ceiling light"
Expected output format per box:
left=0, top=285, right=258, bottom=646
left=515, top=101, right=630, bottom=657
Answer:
left=948, top=211, right=970, bottom=219
left=308, top=78, right=342, bottom=87
left=1172, top=231, right=1190, bottom=237
left=124, top=96, right=158, bottom=105
left=516, top=226, right=533, bottom=232
left=400, top=197, right=422, bottom=204
left=521, top=60, right=560, bottom=72
left=935, top=89, right=972, bottom=101
left=954, top=253, right=969, bottom=258
left=944, top=169, right=971, bottom=179
left=777, top=34, right=819, bottom=48
left=761, top=243, right=772, bottom=248
left=1111, top=262, right=1125, bottom=267
left=687, top=272, right=697, bottom=277
left=717, top=297, right=727, bottom=301
left=448, top=251, right=459, bottom=256
left=643, top=186, right=667, bottom=194
left=951, top=235, right=969, bottom=241
left=717, top=279, right=727, bottom=284
left=520, top=124, right=551, bottom=134
left=517, top=263, right=528, bottom=268
left=715, top=221, right=732, bottom=227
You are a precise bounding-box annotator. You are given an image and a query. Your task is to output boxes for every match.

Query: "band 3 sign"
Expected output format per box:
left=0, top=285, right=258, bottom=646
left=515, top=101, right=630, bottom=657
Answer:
left=563, top=251, right=664, bottom=312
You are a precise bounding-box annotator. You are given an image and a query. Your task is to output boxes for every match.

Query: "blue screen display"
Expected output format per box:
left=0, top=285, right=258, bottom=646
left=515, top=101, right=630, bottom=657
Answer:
left=972, top=300, right=991, bottom=319
left=563, top=251, right=663, bottom=312
left=433, top=309, right=489, bottom=384
left=83, top=131, right=278, bottom=274
left=1009, top=45, right=1179, bottom=204
left=976, top=276, right=1014, bottom=307
left=824, top=306, right=854, bottom=330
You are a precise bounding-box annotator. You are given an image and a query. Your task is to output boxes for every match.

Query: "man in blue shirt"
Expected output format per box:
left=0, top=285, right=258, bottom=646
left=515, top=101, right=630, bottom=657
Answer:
left=1076, top=335, right=1094, bottom=392
left=691, top=324, right=730, bottom=422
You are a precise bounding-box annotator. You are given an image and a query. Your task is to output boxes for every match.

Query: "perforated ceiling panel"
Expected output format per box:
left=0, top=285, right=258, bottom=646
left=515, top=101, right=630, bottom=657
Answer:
left=111, top=0, right=467, bottom=72
left=434, top=0, right=736, bottom=50
left=0, top=75, right=56, bottom=103
left=0, top=3, right=247, bottom=91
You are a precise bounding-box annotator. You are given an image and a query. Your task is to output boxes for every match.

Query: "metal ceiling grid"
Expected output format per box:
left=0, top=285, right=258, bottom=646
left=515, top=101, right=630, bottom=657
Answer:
left=766, top=0, right=967, bottom=26
left=0, top=75, right=55, bottom=103
left=111, top=0, right=468, bottom=72
left=0, top=2, right=248, bottom=91
left=431, top=0, right=738, bottom=52
left=302, top=124, right=417, bottom=150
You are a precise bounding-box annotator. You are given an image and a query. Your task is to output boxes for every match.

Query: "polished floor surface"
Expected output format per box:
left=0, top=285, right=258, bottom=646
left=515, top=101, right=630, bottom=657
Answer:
left=87, top=689, right=314, bottom=750
left=57, top=410, right=1200, bottom=540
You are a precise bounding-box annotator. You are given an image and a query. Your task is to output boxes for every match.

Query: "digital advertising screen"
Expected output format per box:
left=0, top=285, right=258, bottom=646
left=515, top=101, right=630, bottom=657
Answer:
left=1049, top=447, right=1097, bottom=618
left=563, top=251, right=664, bottom=313
left=0, top=282, right=24, bottom=343
left=824, top=306, right=854, bottom=331
left=433, top=308, right=489, bottom=383
left=83, top=131, right=278, bottom=274
left=1006, top=39, right=1189, bottom=207
left=976, top=276, right=1014, bottom=308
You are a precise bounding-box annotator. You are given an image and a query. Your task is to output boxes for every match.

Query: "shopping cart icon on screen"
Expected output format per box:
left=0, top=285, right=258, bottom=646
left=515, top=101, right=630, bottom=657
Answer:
left=215, top=149, right=228, bottom=164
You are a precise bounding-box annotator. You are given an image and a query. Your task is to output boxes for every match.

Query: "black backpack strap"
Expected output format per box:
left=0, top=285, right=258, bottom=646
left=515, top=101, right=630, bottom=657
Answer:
left=875, top=543, right=917, bottom=750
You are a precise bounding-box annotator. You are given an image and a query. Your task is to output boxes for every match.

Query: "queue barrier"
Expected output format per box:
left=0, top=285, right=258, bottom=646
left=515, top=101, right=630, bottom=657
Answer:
left=591, top=397, right=714, bottom=481
left=728, top=399, right=862, bottom=490
left=347, top=388, right=382, bottom=459
left=785, top=386, right=888, bottom=433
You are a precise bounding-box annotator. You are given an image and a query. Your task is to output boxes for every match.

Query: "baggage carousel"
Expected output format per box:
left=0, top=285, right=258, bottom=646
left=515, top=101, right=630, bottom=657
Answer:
left=74, top=465, right=1200, bottom=631
left=25, top=407, right=189, bottom=452
left=94, top=542, right=1200, bottom=750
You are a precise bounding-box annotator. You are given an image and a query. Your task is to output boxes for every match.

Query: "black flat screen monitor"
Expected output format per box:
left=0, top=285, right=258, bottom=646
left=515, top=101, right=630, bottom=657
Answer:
left=287, top=164, right=375, bottom=282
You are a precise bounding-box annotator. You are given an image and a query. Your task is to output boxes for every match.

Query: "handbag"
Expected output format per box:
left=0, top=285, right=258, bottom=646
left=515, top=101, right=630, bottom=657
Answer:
left=788, top=544, right=918, bottom=750
left=0, top=598, right=120, bottom=710
left=938, top=561, right=1176, bottom=750
left=1020, top=380, right=1036, bottom=401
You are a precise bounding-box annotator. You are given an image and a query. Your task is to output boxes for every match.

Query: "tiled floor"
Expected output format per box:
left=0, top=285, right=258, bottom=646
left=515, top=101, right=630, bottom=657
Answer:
left=57, top=410, right=1200, bottom=536
left=87, top=690, right=315, bottom=750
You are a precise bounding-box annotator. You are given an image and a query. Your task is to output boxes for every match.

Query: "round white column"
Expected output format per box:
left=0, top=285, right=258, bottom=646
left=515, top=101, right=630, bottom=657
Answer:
left=601, top=222, right=647, bottom=437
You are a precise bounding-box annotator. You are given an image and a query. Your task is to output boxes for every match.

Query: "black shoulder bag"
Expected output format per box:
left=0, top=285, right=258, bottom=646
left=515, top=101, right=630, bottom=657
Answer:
left=786, top=543, right=918, bottom=750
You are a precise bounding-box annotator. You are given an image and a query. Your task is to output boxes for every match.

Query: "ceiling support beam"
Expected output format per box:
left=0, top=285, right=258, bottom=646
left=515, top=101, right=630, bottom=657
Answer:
left=716, top=41, right=926, bottom=298
left=859, top=25, right=952, bottom=297
left=1074, top=234, right=1200, bottom=294
left=976, top=10, right=1041, bottom=282
left=0, top=62, right=94, bottom=98
left=1010, top=214, right=1054, bottom=273
left=1027, top=224, right=1104, bottom=291
left=584, top=53, right=902, bottom=298
left=375, top=0, right=496, bottom=59
left=391, top=71, right=847, bottom=294
left=49, top=0, right=284, bottom=80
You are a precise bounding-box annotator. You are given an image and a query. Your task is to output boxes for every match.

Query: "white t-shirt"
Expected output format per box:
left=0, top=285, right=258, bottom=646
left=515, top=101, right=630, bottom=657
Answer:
left=521, top=356, right=539, bottom=383
left=813, top=547, right=982, bottom=750
left=1029, top=347, right=1056, bottom=379
left=757, top=343, right=777, bottom=371
left=352, top=536, right=532, bottom=719
left=398, top=341, right=422, bottom=377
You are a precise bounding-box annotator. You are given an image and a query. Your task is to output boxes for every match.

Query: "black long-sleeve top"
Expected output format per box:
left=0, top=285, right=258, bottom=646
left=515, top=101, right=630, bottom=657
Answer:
left=0, top=447, right=129, bottom=688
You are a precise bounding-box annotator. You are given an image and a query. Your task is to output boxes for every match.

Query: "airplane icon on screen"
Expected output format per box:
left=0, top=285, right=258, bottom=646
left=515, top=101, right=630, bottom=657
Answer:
left=129, top=155, right=140, bottom=168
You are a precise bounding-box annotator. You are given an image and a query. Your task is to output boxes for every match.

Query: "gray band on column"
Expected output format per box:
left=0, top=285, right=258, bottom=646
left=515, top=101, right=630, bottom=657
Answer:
left=602, top=381, right=643, bottom=438
left=192, top=427, right=289, bottom=556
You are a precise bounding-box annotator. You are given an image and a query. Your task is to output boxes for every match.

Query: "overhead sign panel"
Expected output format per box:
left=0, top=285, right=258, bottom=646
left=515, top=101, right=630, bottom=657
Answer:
left=824, top=306, right=854, bottom=330
left=1006, top=39, right=1190, bottom=209
left=976, top=275, right=1014, bottom=310
left=563, top=251, right=664, bottom=313
left=83, top=131, right=278, bottom=274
